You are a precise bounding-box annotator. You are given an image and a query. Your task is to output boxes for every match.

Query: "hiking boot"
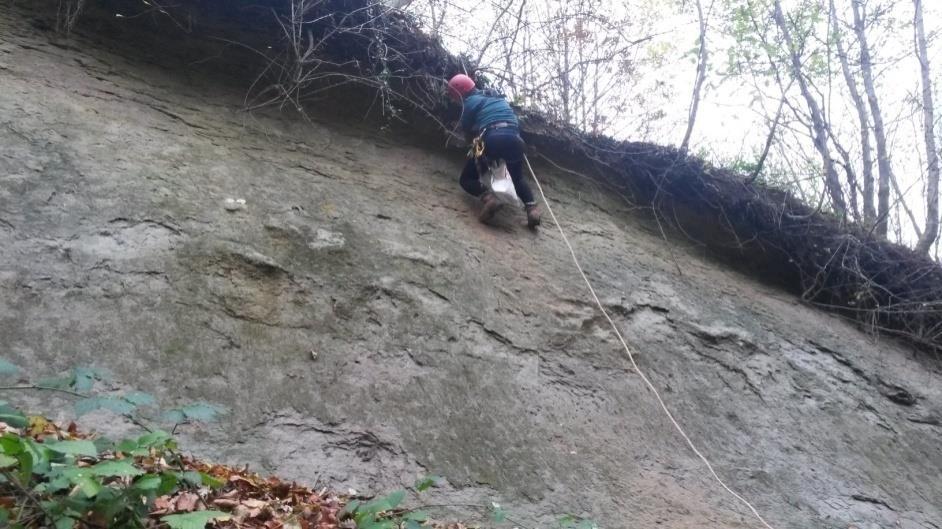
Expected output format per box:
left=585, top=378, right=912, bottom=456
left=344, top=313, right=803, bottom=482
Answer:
left=525, top=203, right=542, bottom=228
left=479, top=191, right=501, bottom=223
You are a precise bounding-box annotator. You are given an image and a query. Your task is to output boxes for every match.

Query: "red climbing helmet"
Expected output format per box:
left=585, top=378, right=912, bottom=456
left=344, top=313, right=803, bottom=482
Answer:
left=447, top=74, right=476, bottom=101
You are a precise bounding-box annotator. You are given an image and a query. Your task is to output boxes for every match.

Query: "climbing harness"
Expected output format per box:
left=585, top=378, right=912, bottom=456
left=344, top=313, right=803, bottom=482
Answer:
left=472, top=134, right=521, bottom=208
left=523, top=154, right=777, bottom=529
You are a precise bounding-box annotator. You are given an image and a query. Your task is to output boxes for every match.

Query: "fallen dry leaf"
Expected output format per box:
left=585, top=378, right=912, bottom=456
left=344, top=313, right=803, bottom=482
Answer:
left=1, top=415, right=476, bottom=529
left=174, top=491, right=200, bottom=512
left=152, top=495, right=174, bottom=514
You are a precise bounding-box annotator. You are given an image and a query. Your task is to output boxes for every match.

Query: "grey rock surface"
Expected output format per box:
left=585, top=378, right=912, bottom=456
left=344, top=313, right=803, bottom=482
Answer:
left=0, top=9, right=940, bottom=529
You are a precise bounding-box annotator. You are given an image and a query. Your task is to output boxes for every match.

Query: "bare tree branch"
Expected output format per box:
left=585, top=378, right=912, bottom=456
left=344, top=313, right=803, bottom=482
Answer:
left=681, top=0, right=709, bottom=153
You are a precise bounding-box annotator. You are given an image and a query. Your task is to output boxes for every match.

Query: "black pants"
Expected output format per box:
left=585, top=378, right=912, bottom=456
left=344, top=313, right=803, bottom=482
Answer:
left=459, top=128, right=535, bottom=205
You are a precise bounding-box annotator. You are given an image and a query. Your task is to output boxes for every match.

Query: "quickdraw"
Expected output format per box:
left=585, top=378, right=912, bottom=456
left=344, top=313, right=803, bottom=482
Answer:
left=471, top=133, right=486, bottom=159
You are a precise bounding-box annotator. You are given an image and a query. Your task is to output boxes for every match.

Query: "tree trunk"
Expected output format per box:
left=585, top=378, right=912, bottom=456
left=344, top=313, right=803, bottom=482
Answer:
left=560, top=5, right=571, bottom=124
left=681, top=0, right=708, bottom=152
left=749, top=92, right=789, bottom=184
left=914, top=0, right=940, bottom=254
left=828, top=130, right=862, bottom=223
left=831, top=0, right=875, bottom=226
left=852, top=0, right=892, bottom=237
left=772, top=0, right=846, bottom=216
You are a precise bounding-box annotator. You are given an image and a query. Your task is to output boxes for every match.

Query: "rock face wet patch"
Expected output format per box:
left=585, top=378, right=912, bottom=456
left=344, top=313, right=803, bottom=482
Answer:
left=0, top=6, right=940, bottom=529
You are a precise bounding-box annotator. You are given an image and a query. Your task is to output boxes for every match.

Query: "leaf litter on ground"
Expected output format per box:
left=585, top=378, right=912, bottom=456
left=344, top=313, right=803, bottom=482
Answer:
left=0, top=416, right=431, bottom=529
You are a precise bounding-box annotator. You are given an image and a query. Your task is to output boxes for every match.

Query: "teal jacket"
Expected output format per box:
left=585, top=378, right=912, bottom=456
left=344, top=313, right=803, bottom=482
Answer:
left=460, top=89, right=518, bottom=136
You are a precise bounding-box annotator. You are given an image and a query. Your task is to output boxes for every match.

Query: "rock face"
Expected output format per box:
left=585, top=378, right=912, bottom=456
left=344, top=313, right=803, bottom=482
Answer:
left=1, top=8, right=940, bottom=529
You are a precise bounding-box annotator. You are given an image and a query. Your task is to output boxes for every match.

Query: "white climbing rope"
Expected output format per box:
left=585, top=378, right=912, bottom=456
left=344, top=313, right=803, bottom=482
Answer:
left=523, top=155, right=777, bottom=529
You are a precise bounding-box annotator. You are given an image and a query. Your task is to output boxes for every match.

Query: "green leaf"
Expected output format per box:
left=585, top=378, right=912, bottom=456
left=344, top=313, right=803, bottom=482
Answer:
left=383, top=490, right=405, bottom=510
left=45, top=470, right=72, bottom=493
left=74, top=397, right=104, bottom=417
left=340, top=500, right=361, bottom=517
left=414, top=475, right=440, bottom=492
left=116, top=439, right=139, bottom=454
left=36, top=376, right=73, bottom=390
left=137, top=430, right=172, bottom=448
left=132, top=474, right=162, bottom=491
left=44, top=440, right=98, bottom=457
left=359, top=521, right=395, bottom=529
left=163, top=402, right=226, bottom=424
left=71, top=367, right=110, bottom=392
left=23, top=438, right=51, bottom=474
left=53, top=515, right=76, bottom=529
left=89, top=459, right=144, bottom=477
left=404, top=510, right=429, bottom=522
left=74, top=396, right=135, bottom=417
left=161, top=409, right=186, bottom=424
left=167, top=468, right=221, bottom=490
left=180, top=403, right=223, bottom=422
left=0, top=403, right=27, bottom=429
left=0, top=358, right=19, bottom=377
left=93, top=437, right=115, bottom=454
left=75, top=476, right=102, bottom=497
left=0, top=434, right=25, bottom=454
left=559, top=515, right=597, bottom=529
left=404, top=520, right=422, bottom=529
left=117, top=431, right=169, bottom=456
left=179, top=471, right=203, bottom=487
left=157, top=472, right=180, bottom=496
left=123, top=391, right=155, bottom=406
left=0, top=412, right=27, bottom=429
left=0, top=453, right=16, bottom=468
left=97, top=486, right=130, bottom=519
left=199, top=471, right=225, bottom=489
left=134, top=474, right=163, bottom=490
left=490, top=502, right=506, bottom=523
left=15, top=451, right=32, bottom=483
left=161, top=510, right=230, bottom=529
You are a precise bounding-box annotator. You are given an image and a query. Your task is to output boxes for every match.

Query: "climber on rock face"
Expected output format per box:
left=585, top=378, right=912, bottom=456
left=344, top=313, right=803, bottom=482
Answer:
left=447, top=73, right=542, bottom=228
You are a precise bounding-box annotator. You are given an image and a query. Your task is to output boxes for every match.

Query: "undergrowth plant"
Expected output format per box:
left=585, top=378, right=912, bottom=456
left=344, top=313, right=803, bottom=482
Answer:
left=1, top=357, right=599, bottom=529
left=0, top=357, right=226, bottom=528
left=342, top=475, right=598, bottom=529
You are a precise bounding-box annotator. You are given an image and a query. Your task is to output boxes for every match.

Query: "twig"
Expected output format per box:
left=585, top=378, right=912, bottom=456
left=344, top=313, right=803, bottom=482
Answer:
left=412, top=503, right=536, bottom=529
left=0, top=384, right=87, bottom=398
left=0, top=468, right=58, bottom=527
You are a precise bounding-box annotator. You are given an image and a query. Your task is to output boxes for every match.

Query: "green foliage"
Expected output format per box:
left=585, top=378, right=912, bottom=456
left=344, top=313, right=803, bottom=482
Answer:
left=0, top=401, right=28, bottom=429
left=116, top=429, right=175, bottom=456
left=75, top=395, right=138, bottom=417
left=2, top=362, right=595, bottom=529
left=0, top=358, right=19, bottom=377
left=39, top=366, right=111, bottom=392
left=489, top=502, right=506, bottom=523
left=89, top=460, right=145, bottom=477
left=339, top=477, right=601, bottom=529
left=413, top=474, right=441, bottom=492
left=342, top=490, right=409, bottom=529
left=0, top=363, right=223, bottom=430
left=45, top=439, right=98, bottom=457
left=0, top=364, right=227, bottom=529
left=0, top=420, right=211, bottom=528
left=721, top=0, right=833, bottom=82
left=162, top=402, right=226, bottom=425
left=559, top=514, right=600, bottom=529
left=162, top=510, right=231, bottom=529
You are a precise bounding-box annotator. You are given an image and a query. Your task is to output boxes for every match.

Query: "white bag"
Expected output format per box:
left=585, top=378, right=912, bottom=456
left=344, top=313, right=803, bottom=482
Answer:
left=486, top=160, right=523, bottom=208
